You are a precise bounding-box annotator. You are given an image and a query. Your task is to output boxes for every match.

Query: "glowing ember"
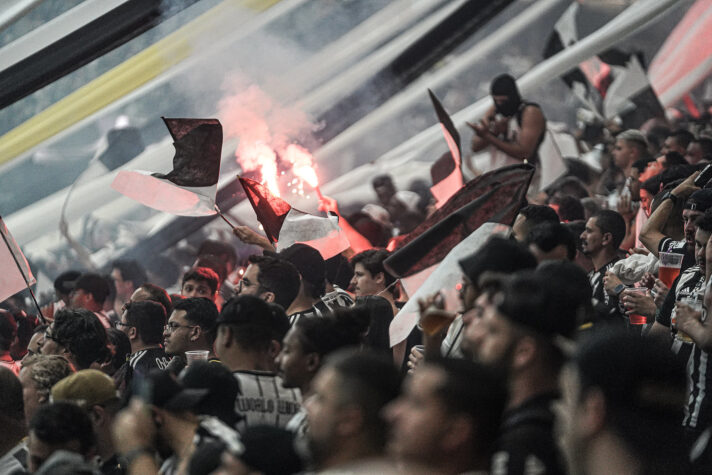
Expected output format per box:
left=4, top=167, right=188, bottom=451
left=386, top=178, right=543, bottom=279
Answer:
left=284, top=144, right=319, bottom=188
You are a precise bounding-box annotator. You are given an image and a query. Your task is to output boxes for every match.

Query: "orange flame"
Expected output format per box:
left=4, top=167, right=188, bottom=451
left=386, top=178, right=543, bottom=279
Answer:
left=238, top=142, right=281, bottom=197
left=284, top=144, right=319, bottom=188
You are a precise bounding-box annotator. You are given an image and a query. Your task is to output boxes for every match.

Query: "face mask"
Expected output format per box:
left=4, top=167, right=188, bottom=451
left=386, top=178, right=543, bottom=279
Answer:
left=490, top=74, right=521, bottom=117
left=494, top=97, right=520, bottom=117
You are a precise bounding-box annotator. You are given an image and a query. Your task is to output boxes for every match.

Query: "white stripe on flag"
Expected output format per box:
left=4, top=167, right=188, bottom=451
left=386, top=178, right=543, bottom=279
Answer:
left=0, top=217, right=35, bottom=302
left=389, top=222, right=510, bottom=346
left=276, top=208, right=350, bottom=259
left=111, top=170, right=217, bottom=216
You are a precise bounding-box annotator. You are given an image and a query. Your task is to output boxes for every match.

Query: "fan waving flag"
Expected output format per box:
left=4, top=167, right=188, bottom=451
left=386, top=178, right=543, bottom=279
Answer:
left=112, top=117, right=222, bottom=216
left=428, top=89, right=464, bottom=207
left=385, top=164, right=534, bottom=278
left=0, top=217, right=35, bottom=303
left=239, top=177, right=350, bottom=259
left=544, top=2, right=664, bottom=129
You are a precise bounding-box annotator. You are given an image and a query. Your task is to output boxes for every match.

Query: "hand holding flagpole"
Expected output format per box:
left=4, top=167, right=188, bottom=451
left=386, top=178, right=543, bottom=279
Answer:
left=215, top=205, right=276, bottom=252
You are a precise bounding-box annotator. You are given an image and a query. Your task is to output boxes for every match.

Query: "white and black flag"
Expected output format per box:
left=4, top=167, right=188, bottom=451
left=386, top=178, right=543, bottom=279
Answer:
left=112, top=117, right=223, bottom=216
left=544, top=2, right=665, bottom=129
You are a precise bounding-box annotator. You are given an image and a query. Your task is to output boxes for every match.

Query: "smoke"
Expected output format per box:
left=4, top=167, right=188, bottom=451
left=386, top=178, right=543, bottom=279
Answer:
left=217, top=75, right=321, bottom=197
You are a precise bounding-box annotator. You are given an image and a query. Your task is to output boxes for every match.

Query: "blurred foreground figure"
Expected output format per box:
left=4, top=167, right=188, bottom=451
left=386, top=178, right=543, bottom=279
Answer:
left=304, top=350, right=400, bottom=473
left=0, top=367, right=26, bottom=474
left=560, top=331, right=687, bottom=475
left=386, top=358, right=507, bottom=474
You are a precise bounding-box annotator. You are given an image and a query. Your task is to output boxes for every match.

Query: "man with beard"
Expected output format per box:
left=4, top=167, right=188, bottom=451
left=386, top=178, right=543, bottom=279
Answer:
left=303, top=350, right=400, bottom=473
left=214, top=295, right=300, bottom=431
left=163, top=298, right=219, bottom=373
left=579, top=210, right=627, bottom=325
left=652, top=211, right=712, bottom=444
left=112, top=369, right=243, bottom=475
left=472, top=272, right=575, bottom=475
left=385, top=358, right=507, bottom=474
left=640, top=173, right=712, bottom=272
left=469, top=74, right=546, bottom=164
left=559, top=330, right=687, bottom=475
left=651, top=211, right=712, bottom=345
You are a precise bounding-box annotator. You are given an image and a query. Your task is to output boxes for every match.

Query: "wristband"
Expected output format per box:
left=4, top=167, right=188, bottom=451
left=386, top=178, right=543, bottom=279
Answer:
left=665, top=191, right=679, bottom=205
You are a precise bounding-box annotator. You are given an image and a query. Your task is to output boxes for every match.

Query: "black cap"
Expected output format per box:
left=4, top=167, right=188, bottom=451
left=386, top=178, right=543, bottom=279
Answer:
left=180, top=361, right=242, bottom=426
left=458, top=237, right=537, bottom=284
left=240, top=425, right=303, bottom=475
left=685, top=189, right=712, bottom=212
left=145, top=369, right=208, bottom=411
left=495, top=272, right=578, bottom=339
left=278, top=243, right=325, bottom=288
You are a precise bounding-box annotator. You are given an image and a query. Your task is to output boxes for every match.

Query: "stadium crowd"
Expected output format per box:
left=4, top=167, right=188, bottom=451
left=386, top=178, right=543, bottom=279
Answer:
left=1, top=74, right=712, bottom=475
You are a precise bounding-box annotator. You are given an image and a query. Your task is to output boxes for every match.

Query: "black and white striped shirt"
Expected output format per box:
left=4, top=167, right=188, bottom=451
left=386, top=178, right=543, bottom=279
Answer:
left=233, top=370, right=301, bottom=432
left=129, top=347, right=172, bottom=375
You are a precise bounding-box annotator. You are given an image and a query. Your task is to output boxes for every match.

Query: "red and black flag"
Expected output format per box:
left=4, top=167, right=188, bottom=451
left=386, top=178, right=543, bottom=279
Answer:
left=239, top=177, right=350, bottom=259
left=428, top=89, right=464, bottom=208
left=112, top=117, right=222, bottom=216
left=384, top=164, right=534, bottom=278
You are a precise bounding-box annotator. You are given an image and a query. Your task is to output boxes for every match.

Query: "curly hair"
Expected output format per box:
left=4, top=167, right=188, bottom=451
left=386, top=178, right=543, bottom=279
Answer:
left=21, top=355, right=74, bottom=403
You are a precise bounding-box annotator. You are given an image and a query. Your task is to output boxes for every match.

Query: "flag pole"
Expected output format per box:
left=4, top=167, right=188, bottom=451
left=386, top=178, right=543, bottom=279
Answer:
left=0, top=223, right=45, bottom=324
left=214, top=205, right=237, bottom=230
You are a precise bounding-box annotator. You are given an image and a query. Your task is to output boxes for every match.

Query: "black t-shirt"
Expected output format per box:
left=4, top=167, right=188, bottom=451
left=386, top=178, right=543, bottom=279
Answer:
left=100, top=454, right=125, bottom=475
left=491, top=392, right=566, bottom=475
left=659, top=238, right=696, bottom=272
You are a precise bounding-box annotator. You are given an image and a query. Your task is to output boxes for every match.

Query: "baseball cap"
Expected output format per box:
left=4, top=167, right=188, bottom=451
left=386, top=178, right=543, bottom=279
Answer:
left=180, top=361, right=242, bottom=426
left=239, top=425, right=303, bottom=475
left=686, top=189, right=712, bottom=212
left=495, top=271, right=578, bottom=339
left=458, top=237, right=537, bottom=285
left=51, top=369, right=119, bottom=407
left=144, top=369, right=208, bottom=411
left=278, top=243, right=325, bottom=288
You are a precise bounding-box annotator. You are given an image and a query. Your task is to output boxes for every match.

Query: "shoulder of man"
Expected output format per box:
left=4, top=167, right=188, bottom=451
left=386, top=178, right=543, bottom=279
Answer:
left=490, top=424, right=565, bottom=475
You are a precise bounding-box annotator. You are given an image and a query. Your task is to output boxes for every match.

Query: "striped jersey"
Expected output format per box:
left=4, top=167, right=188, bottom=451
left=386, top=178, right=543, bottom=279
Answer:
left=129, top=347, right=172, bottom=375
left=233, top=370, right=301, bottom=432
left=656, top=266, right=712, bottom=431
left=288, top=288, right=354, bottom=325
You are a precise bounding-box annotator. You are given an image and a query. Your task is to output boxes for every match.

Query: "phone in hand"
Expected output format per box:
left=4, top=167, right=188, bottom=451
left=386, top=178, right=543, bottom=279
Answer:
left=695, top=164, right=712, bottom=187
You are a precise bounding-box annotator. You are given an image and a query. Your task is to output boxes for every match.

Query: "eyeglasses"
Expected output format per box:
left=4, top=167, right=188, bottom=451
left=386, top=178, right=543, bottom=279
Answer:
left=43, top=329, right=63, bottom=346
left=164, top=322, right=198, bottom=333
left=115, top=321, right=133, bottom=329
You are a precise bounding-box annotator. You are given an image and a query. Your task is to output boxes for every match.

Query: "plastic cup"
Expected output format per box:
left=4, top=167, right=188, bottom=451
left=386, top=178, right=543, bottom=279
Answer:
left=623, top=287, right=649, bottom=325
left=659, top=252, right=684, bottom=288
left=674, top=295, right=702, bottom=343
left=185, top=350, right=209, bottom=366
